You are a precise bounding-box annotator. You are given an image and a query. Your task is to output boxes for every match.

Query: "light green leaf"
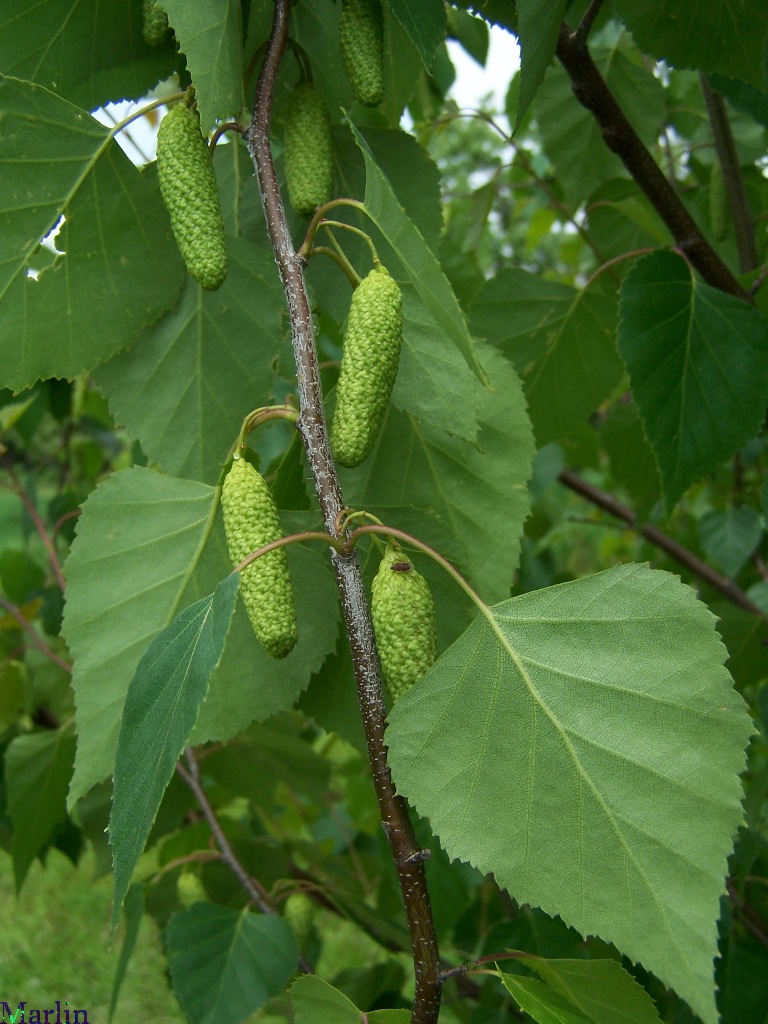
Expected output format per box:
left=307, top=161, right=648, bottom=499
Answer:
left=617, top=251, right=768, bottom=511
left=469, top=269, right=621, bottom=446
left=615, top=0, right=768, bottom=89
left=62, top=468, right=215, bottom=806
left=501, top=975, right=591, bottom=1024
left=5, top=727, right=76, bottom=889
left=0, top=0, right=178, bottom=110
left=0, top=76, right=184, bottom=392
left=161, top=0, right=244, bottom=130
left=515, top=0, right=568, bottom=129
left=341, top=345, right=534, bottom=602
left=95, top=237, right=285, bottom=484
left=529, top=957, right=664, bottom=1024
left=291, top=975, right=361, bottom=1024
left=535, top=47, right=666, bottom=206
left=110, top=572, right=239, bottom=924
left=386, top=0, right=446, bottom=71
left=167, top=904, right=297, bottom=1024
left=348, top=120, right=484, bottom=381
left=387, top=564, right=753, bottom=1024
left=698, top=507, right=764, bottom=578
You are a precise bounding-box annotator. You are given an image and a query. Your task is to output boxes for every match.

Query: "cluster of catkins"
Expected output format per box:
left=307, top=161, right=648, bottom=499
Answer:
left=152, top=0, right=436, bottom=701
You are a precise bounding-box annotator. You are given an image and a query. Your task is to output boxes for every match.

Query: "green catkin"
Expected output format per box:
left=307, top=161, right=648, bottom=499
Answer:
left=221, top=457, right=298, bottom=659
left=284, top=892, right=316, bottom=948
left=156, top=103, right=228, bottom=290
left=371, top=547, right=437, bottom=703
left=340, top=0, right=385, bottom=107
left=284, top=83, right=333, bottom=217
left=331, top=266, right=403, bottom=469
left=176, top=871, right=207, bottom=910
left=142, top=0, right=171, bottom=46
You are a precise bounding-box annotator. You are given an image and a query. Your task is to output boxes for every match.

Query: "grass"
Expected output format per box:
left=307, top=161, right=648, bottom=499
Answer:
left=0, top=848, right=185, bottom=1022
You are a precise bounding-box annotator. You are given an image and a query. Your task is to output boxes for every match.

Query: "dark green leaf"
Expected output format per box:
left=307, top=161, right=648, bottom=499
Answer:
left=470, top=268, right=621, bottom=446
left=5, top=727, right=76, bottom=889
left=615, top=0, right=768, bottom=89
left=0, top=76, right=184, bottom=391
left=617, top=251, right=768, bottom=511
left=166, top=904, right=297, bottom=1024
left=698, top=507, right=763, bottom=578
left=0, top=0, right=178, bottom=110
left=109, top=883, right=144, bottom=1022
left=386, top=0, right=446, bottom=71
left=161, top=0, right=244, bottom=130
left=387, top=564, right=753, bottom=1024
left=515, top=0, right=568, bottom=130
left=109, top=572, right=239, bottom=923
left=94, top=237, right=285, bottom=485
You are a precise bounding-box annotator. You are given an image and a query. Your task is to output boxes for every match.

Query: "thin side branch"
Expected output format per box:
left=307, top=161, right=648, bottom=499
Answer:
left=245, top=3, right=441, bottom=1020
left=700, top=74, right=758, bottom=273
left=559, top=470, right=766, bottom=617
left=555, top=26, right=750, bottom=301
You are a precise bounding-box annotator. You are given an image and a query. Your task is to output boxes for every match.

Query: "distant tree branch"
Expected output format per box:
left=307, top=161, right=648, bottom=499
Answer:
left=700, top=74, right=758, bottom=274
left=559, top=470, right=766, bottom=617
left=555, top=25, right=750, bottom=301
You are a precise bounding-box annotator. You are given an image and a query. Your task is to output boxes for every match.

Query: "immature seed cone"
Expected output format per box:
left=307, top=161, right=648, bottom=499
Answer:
left=331, top=266, right=403, bottom=468
left=221, top=457, right=298, bottom=659
left=176, top=871, right=207, bottom=910
left=284, top=83, right=333, bottom=217
left=371, top=547, right=437, bottom=703
left=284, top=891, right=317, bottom=949
left=142, top=0, right=171, bottom=46
left=156, top=103, right=228, bottom=290
left=340, top=0, right=385, bottom=107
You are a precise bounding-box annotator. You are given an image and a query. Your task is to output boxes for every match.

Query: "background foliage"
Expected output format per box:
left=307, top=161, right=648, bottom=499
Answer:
left=1, top=1, right=767, bottom=1023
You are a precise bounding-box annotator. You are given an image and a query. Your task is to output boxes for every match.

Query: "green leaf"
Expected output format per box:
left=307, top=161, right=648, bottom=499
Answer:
left=535, top=47, right=666, bottom=207
left=62, top=468, right=215, bottom=806
left=62, top=471, right=340, bottom=805
left=386, top=563, right=753, bottom=1024
left=386, top=0, right=446, bottom=71
left=698, top=507, right=764, bottom=578
left=0, top=0, right=178, bottom=110
left=5, top=727, right=76, bottom=889
left=161, top=0, right=244, bottom=130
left=515, top=0, right=568, bottom=130
left=94, top=237, right=285, bottom=484
left=501, top=975, right=592, bottom=1024
left=602, top=402, right=662, bottom=520
left=615, top=0, right=768, bottom=90
left=0, top=76, right=184, bottom=392
left=109, top=572, right=239, bottom=923
left=341, top=345, right=535, bottom=602
left=617, top=251, right=768, bottom=511
left=291, top=975, right=362, bottom=1024
left=711, top=66, right=768, bottom=129
left=348, top=119, right=485, bottom=381
left=529, top=957, right=664, bottom=1024
left=469, top=268, right=622, bottom=446
left=109, top=884, right=144, bottom=1023
left=166, top=904, right=297, bottom=1024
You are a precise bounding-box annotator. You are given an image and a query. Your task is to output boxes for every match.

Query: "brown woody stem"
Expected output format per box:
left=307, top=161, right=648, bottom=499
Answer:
left=245, top=2, right=441, bottom=1020
left=555, top=24, right=750, bottom=301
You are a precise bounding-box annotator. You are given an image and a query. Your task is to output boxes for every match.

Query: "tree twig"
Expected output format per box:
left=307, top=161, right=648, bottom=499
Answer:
left=244, top=3, right=441, bottom=1020
left=555, top=25, right=750, bottom=301
left=559, top=469, right=766, bottom=617
left=2, top=454, right=67, bottom=591
left=700, top=74, right=757, bottom=274
left=0, top=595, right=73, bottom=673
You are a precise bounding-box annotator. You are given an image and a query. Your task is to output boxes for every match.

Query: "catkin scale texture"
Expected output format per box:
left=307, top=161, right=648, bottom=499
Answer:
left=221, top=458, right=298, bottom=659
left=371, top=548, right=437, bottom=703
left=340, top=0, right=385, bottom=107
left=142, top=0, right=170, bottom=46
left=284, top=84, right=333, bottom=217
left=156, top=104, right=228, bottom=290
left=331, top=266, right=403, bottom=468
